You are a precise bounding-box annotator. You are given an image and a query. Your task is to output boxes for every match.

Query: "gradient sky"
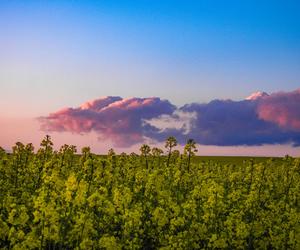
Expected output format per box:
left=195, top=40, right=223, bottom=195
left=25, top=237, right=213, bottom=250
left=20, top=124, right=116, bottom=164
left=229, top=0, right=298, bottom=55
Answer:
left=1, top=0, right=300, bottom=155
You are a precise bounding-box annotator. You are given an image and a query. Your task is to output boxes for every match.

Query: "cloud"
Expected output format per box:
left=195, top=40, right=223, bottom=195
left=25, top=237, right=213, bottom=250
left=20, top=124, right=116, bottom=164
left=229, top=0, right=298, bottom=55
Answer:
left=257, top=89, right=300, bottom=131
left=177, top=98, right=300, bottom=146
left=146, top=89, right=300, bottom=146
left=39, top=96, right=176, bottom=147
left=39, top=89, right=300, bottom=147
left=143, top=110, right=197, bottom=135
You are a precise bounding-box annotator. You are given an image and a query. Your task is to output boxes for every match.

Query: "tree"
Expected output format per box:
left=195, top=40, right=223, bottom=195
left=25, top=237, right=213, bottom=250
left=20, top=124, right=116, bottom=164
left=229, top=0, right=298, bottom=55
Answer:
left=151, top=147, right=163, bottom=157
left=140, top=144, right=151, bottom=169
left=108, top=148, right=115, bottom=157
left=184, top=139, right=197, bottom=172
left=39, top=135, right=53, bottom=160
left=81, top=147, right=91, bottom=164
left=165, top=136, right=177, bottom=167
left=108, top=148, right=116, bottom=169
left=151, top=147, right=163, bottom=167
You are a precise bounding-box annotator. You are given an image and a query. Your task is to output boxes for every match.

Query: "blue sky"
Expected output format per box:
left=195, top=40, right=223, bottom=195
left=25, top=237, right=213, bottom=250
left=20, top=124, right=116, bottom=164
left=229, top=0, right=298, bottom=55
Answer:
left=0, top=0, right=300, bottom=155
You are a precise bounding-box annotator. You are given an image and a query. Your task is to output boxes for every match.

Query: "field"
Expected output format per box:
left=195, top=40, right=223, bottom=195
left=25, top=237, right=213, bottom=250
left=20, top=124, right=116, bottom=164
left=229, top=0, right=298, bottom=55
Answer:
left=0, top=137, right=299, bottom=249
left=194, top=156, right=278, bottom=165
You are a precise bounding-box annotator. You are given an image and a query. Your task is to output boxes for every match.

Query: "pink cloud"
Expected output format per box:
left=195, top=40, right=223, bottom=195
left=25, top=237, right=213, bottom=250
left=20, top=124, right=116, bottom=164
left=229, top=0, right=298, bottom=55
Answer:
left=257, top=89, right=300, bottom=131
left=39, top=96, right=176, bottom=147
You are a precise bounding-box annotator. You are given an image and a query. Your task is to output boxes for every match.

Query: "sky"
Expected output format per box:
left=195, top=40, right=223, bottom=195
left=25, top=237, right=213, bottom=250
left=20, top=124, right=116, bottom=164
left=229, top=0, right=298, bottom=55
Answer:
left=1, top=0, right=300, bottom=156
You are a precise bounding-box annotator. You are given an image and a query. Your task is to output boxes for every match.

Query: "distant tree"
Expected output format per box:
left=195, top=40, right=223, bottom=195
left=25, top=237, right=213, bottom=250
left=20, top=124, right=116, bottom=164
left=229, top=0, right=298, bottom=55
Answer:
left=140, top=144, right=151, bottom=169
left=108, top=148, right=116, bottom=162
left=165, top=136, right=177, bottom=167
left=0, top=147, right=5, bottom=160
left=184, top=139, right=197, bottom=172
left=108, top=148, right=116, bottom=168
left=81, top=147, right=91, bottom=158
left=120, top=152, right=127, bottom=157
left=108, top=148, right=116, bottom=157
left=39, top=135, right=54, bottom=161
left=151, top=147, right=163, bottom=157
left=130, top=152, right=138, bottom=158
left=151, top=147, right=164, bottom=168
left=172, top=150, right=180, bottom=162
left=81, top=147, right=91, bottom=166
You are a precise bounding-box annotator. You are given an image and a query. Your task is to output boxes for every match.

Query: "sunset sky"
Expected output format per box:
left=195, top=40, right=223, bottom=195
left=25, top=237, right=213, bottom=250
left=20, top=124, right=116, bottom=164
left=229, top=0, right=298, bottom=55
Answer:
left=1, top=0, right=300, bottom=155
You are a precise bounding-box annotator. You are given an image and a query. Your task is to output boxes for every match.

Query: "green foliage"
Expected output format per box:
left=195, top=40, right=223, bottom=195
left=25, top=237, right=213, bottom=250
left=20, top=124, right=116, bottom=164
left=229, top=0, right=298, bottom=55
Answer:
left=165, top=136, right=178, bottom=167
left=0, top=137, right=299, bottom=249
